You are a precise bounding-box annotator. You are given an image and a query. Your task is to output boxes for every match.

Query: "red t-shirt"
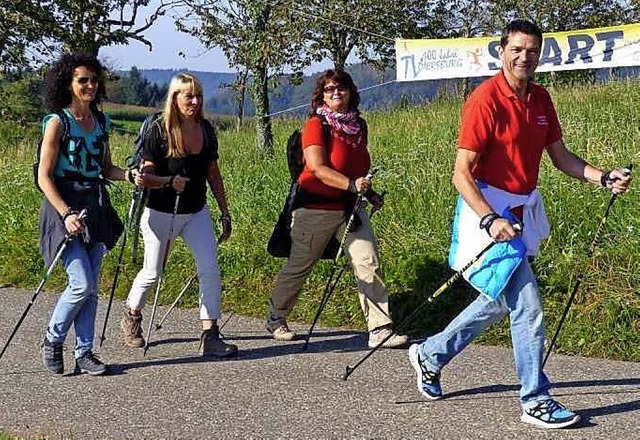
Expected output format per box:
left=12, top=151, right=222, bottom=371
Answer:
left=299, top=116, right=370, bottom=210
left=458, top=71, right=563, bottom=195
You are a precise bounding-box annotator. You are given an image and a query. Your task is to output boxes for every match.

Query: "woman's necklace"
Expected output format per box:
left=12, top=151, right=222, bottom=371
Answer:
left=67, top=107, right=91, bottom=122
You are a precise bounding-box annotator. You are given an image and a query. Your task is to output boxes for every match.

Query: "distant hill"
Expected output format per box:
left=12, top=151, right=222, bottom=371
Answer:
left=133, top=65, right=640, bottom=117
left=133, top=65, right=446, bottom=117
left=129, top=68, right=238, bottom=102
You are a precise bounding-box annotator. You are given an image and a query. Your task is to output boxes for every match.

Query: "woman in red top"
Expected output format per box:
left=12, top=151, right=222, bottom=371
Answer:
left=267, top=70, right=407, bottom=348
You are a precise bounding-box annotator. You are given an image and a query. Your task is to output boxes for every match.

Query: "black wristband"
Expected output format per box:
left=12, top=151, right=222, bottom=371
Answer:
left=347, top=178, right=358, bottom=194
left=600, top=170, right=611, bottom=187
left=479, top=212, right=500, bottom=235
left=62, top=208, right=79, bottom=223
left=126, top=169, right=135, bottom=184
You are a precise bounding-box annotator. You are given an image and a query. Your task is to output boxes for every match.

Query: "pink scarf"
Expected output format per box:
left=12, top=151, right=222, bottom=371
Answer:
left=316, top=104, right=361, bottom=135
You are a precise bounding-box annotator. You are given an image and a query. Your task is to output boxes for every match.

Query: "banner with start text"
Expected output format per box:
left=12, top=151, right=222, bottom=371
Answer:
left=396, top=23, right=640, bottom=82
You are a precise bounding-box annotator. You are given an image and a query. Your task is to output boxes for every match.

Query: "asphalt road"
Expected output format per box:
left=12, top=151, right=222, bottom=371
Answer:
left=0, top=287, right=638, bottom=439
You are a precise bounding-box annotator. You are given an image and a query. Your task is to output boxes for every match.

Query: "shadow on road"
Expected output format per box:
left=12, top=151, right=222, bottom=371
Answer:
left=107, top=329, right=371, bottom=374
left=395, top=377, right=640, bottom=421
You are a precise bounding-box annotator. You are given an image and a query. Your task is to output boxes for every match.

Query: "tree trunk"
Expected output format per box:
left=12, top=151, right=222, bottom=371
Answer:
left=235, top=70, right=248, bottom=133
left=252, top=65, right=274, bottom=157
left=334, top=52, right=347, bottom=71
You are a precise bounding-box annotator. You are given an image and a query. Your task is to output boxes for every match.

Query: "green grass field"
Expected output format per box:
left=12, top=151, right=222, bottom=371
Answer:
left=0, top=78, right=638, bottom=361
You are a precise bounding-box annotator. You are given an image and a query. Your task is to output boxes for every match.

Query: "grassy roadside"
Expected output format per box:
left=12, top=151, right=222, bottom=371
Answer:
left=0, top=79, right=638, bottom=361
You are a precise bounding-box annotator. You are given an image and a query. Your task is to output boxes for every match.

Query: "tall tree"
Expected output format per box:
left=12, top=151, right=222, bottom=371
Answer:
left=0, top=1, right=44, bottom=70
left=415, top=1, right=504, bottom=96
left=2, top=0, right=174, bottom=62
left=495, top=0, right=633, bottom=31
left=290, top=0, right=422, bottom=71
left=177, top=0, right=309, bottom=156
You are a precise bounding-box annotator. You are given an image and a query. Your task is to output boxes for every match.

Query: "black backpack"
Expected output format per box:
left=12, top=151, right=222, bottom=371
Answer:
left=33, top=110, right=107, bottom=192
left=126, top=112, right=217, bottom=171
left=285, top=115, right=367, bottom=182
left=269, top=115, right=368, bottom=259
left=126, top=111, right=163, bottom=170
left=286, top=115, right=330, bottom=182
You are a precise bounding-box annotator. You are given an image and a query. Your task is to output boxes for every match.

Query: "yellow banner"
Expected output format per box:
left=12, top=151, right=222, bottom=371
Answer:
left=396, top=23, right=640, bottom=81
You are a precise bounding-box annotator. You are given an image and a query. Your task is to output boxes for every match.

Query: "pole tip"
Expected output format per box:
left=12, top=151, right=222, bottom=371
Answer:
left=340, top=366, right=351, bottom=381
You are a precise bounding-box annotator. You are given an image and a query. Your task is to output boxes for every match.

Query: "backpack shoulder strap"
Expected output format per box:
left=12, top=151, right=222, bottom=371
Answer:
left=359, top=117, right=368, bottom=139
left=315, top=114, right=331, bottom=147
left=56, top=111, right=71, bottom=144
left=140, top=112, right=165, bottom=146
left=93, top=110, right=108, bottom=133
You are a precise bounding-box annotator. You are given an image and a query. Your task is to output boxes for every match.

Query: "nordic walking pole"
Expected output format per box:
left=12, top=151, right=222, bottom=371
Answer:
left=341, top=223, right=522, bottom=381
left=0, top=209, right=88, bottom=362
left=300, top=196, right=362, bottom=351
left=156, top=210, right=235, bottom=333
left=154, top=272, right=197, bottom=331
left=218, top=311, right=235, bottom=332
left=542, top=165, right=633, bottom=368
left=131, top=188, right=148, bottom=264
left=143, top=191, right=181, bottom=356
left=303, top=191, right=389, bottom=339
left=99, top=189, right=139, bottom=347
left=301, top=174, right=376, bottom=351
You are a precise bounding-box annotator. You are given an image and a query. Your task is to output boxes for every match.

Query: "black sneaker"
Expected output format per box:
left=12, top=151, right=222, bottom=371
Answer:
left=75, top=351, right=107, bottom=376
left=42, top=337, right=64, bottom=374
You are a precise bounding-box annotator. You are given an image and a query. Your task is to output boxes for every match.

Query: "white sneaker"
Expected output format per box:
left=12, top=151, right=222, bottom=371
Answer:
left=368, top=326, right=408, bottom=348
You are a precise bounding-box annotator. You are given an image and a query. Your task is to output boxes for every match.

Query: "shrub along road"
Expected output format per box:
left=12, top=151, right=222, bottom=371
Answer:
left=0, top=287, right=638, bottom=439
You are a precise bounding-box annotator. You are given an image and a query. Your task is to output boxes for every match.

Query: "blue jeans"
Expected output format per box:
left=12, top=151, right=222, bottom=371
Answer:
left=46, top=240, right=106, bottom=358
left=417, top=260, right=551, bottom=405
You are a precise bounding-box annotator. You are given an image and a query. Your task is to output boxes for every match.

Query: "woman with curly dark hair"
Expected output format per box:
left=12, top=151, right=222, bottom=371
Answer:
left=37, top=53, right=136, bottom=375
left=266, top=69, right=408, bottom=348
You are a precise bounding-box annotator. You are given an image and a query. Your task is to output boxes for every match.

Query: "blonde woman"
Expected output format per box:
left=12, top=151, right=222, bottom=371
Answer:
left=121, top=73, right=236, bottom=357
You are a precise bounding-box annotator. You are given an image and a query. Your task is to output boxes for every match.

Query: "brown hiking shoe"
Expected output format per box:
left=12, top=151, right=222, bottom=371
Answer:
left=121, top=310, right=145, bottom=348
left=268, top=324, right=296, bottom=341
left=266, top=316, right=296, bottom=341
left=368, top=325, right=408, bottom=348
left=199, top=326, right=238, bottom=358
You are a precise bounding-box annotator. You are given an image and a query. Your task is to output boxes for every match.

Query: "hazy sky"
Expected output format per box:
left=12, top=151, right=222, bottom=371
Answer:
left=99, top=1, right=334, bottom=74
left=100, top=4, right=234, bottom=73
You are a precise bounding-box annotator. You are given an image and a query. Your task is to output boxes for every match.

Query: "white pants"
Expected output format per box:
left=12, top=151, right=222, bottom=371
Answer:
left=126, top=206, right=222, bottom=320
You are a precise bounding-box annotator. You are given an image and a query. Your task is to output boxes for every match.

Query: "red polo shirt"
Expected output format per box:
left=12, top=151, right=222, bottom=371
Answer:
left=299, top=116, right=370, bottom=210
left=458, top=70, right=563, bottom=195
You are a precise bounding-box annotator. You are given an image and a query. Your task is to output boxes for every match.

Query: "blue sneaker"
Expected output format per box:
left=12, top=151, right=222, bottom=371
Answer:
left=408, top=343, right=442, bottom=400
left=521, top=399, right=581, bottom=429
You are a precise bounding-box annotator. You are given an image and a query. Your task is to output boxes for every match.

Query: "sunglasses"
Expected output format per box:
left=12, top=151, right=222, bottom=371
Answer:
left=76, top=76, right=99, bottom=85
left=323, top=85, right=349, bottom=94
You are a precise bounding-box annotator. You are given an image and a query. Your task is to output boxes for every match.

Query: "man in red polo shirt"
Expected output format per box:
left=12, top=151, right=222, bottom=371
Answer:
left=408, top=20, right=631, bottom=429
